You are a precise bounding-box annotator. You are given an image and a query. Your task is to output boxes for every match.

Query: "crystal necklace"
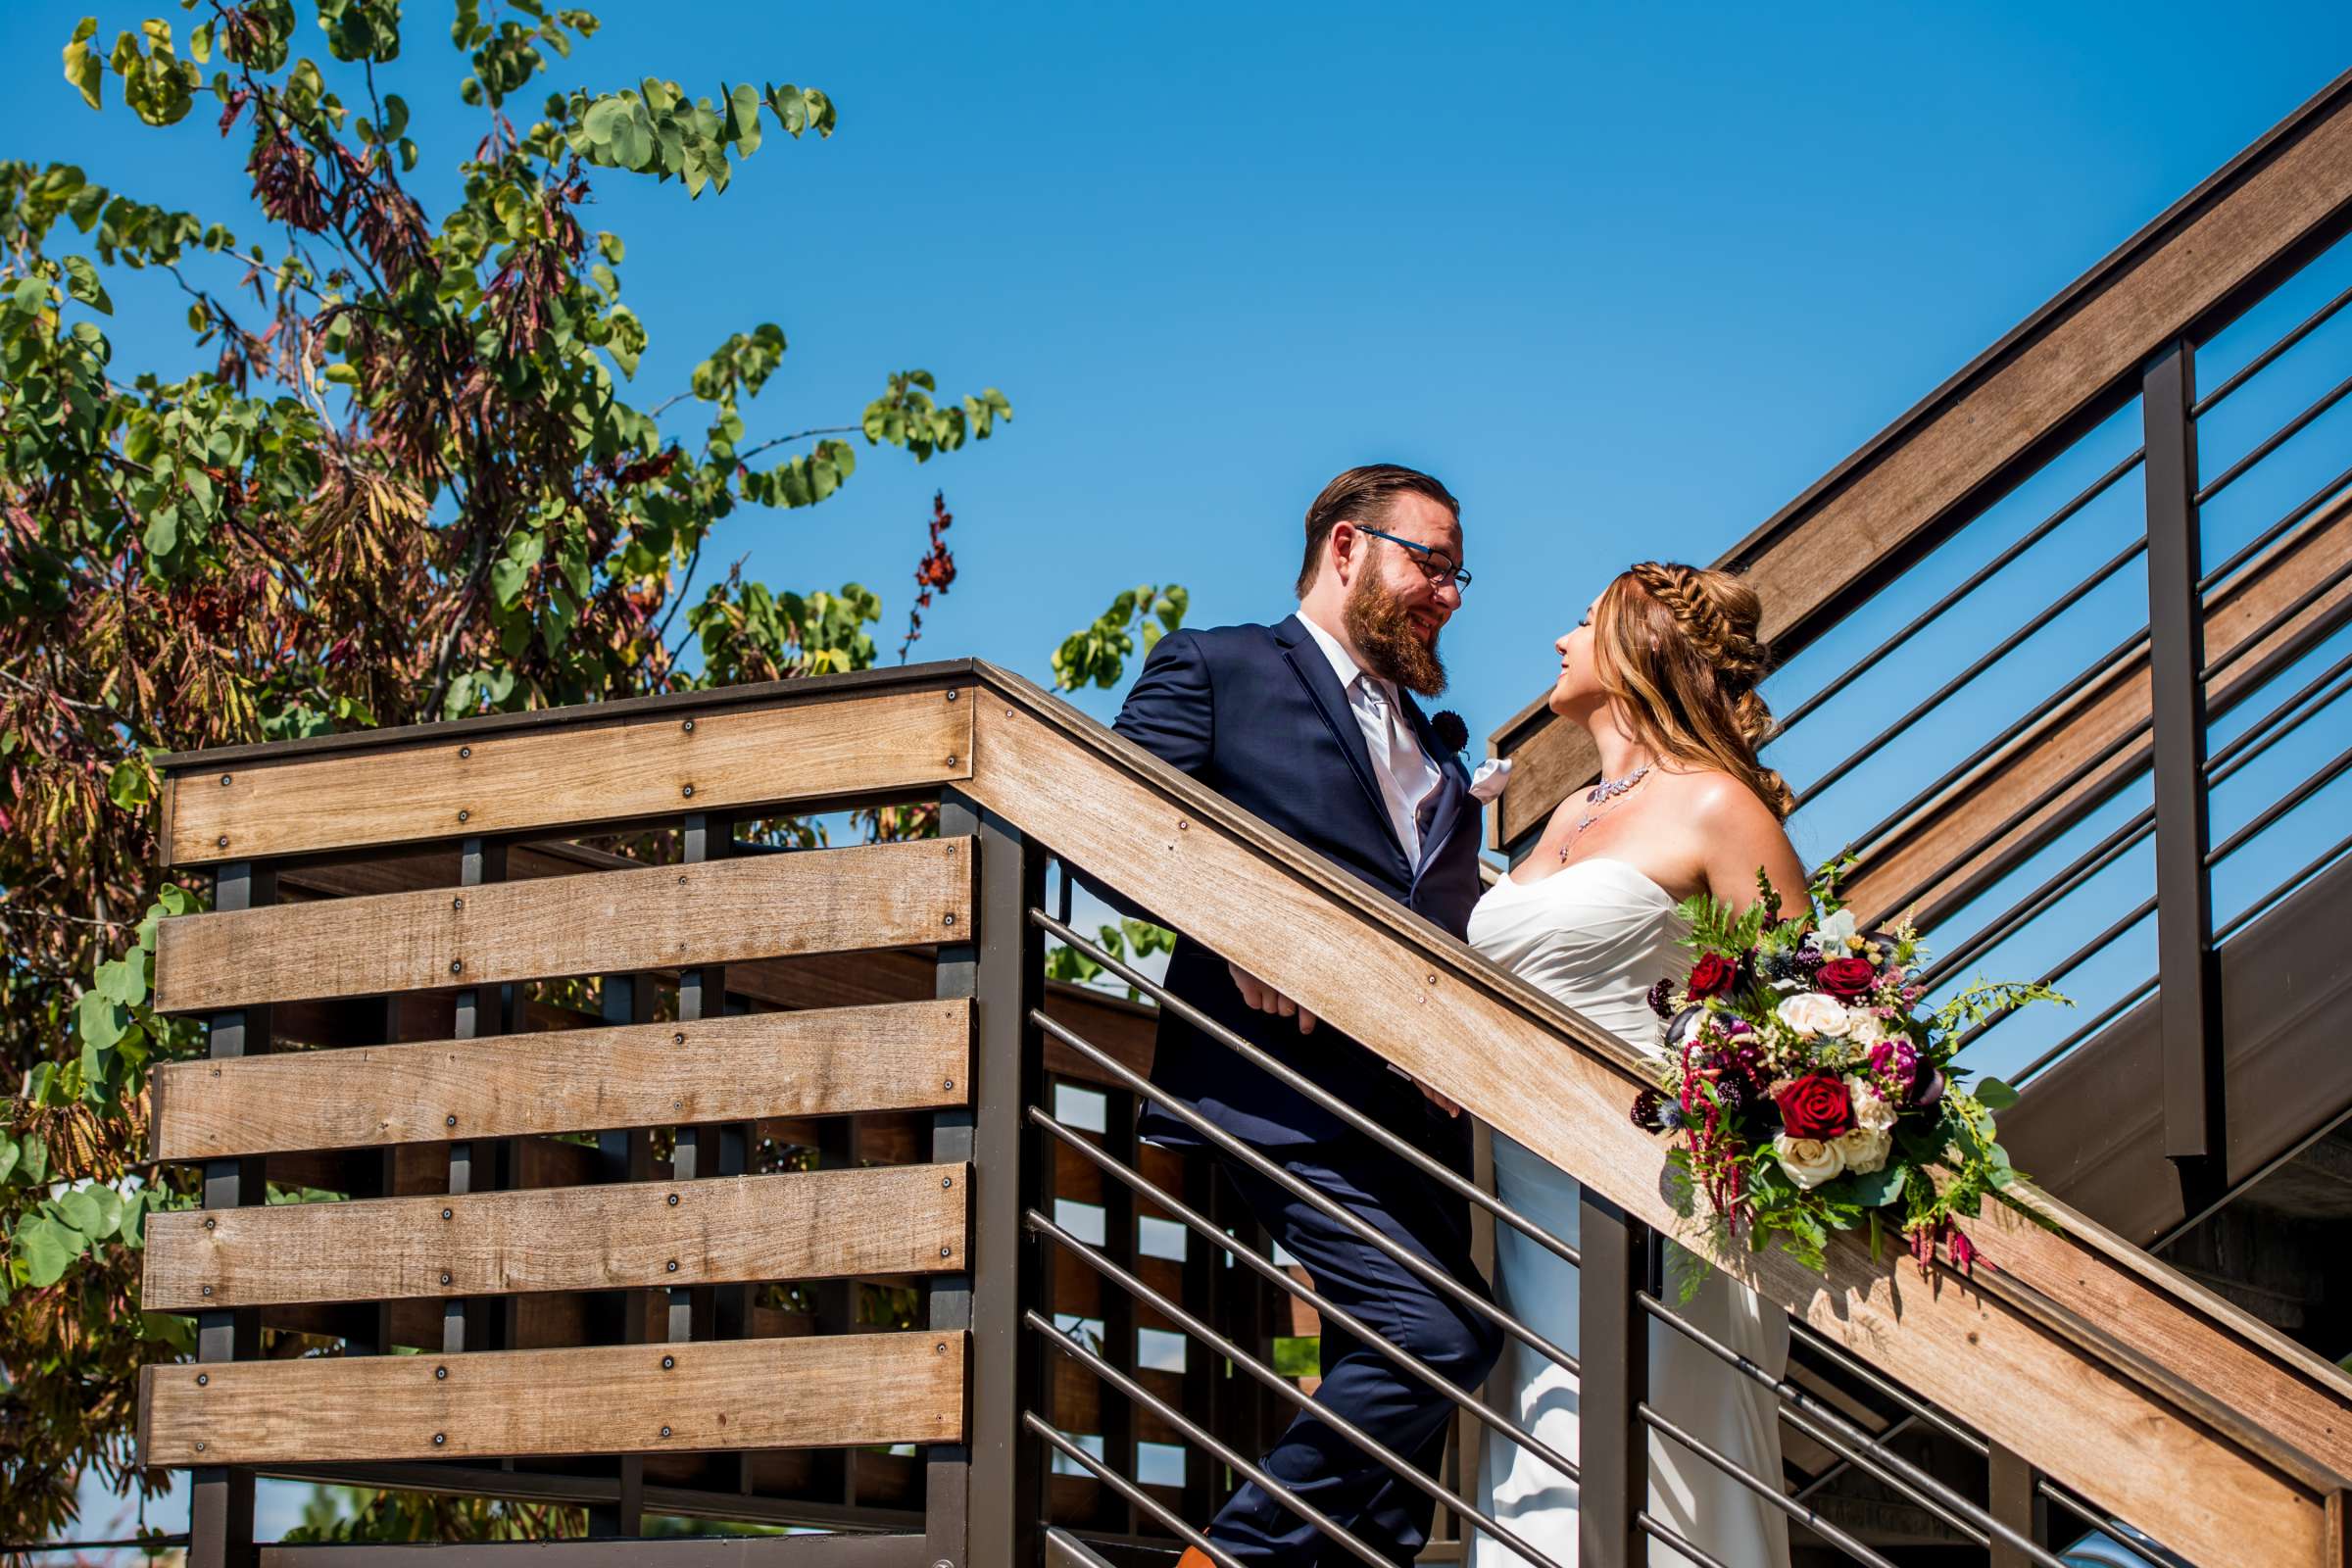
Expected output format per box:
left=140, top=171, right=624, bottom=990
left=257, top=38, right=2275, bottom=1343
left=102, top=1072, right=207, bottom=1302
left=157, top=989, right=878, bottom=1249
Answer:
left=1562, top=763, right=1652, bottom=858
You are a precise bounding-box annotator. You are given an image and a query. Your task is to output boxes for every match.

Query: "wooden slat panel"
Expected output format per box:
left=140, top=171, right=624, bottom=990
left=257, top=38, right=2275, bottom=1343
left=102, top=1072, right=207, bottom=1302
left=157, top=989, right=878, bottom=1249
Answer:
left=152, top=1000, right=970, bottom=1160
left=138, top=1330, right=965, bottom=1466
left=966, top=681, right=2337, bottom=1567
left=164, top=686, right=971, bottom=867
left=152, top=838, right=972, bottom=1014
left=1850, top=494, right=2351, bottom=923
left=143, top=1163, right=968, bottom=1310
left=1490, top=82, right=2352, bottom=847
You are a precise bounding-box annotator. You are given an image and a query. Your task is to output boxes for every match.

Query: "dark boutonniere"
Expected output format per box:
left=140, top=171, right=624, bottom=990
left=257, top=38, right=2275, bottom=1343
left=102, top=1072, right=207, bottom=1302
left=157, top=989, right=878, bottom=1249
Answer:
left=1431, top=710, right=1469, bottom=756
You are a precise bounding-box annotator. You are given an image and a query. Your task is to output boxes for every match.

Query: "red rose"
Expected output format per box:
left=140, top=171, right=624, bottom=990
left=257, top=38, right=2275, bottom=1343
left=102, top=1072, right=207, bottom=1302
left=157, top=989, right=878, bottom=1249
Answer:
left=1815, top=956, right=1879, bottom=1001
left=1686, top=953, right=1740, bottom=1000
left=1774, top=1073, right=1852, bottom=1140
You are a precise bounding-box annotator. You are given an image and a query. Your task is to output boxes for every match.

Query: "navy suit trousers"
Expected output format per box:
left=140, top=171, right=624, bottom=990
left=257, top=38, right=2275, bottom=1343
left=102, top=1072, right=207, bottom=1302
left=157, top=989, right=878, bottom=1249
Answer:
left=1201, top=1133, right=1504, bottom=1566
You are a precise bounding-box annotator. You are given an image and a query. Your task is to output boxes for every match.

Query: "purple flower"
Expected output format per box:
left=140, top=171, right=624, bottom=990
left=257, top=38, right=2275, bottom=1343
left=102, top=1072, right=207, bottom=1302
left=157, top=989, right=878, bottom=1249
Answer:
left=1868, top=1039, right=1920, bottom=1091
left=1646, top=977, right=1675, bottom=1018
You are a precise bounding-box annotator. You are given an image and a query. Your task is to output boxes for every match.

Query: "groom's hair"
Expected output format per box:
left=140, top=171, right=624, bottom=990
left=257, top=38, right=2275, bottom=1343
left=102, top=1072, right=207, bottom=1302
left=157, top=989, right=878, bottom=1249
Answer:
left=1297, top=465, right=1460, bottom=598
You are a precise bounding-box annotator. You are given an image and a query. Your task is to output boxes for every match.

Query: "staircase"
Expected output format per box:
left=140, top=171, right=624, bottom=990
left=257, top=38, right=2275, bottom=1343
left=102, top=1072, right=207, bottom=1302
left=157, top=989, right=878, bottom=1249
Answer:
left=132, top=66, right=2352, bottom=1568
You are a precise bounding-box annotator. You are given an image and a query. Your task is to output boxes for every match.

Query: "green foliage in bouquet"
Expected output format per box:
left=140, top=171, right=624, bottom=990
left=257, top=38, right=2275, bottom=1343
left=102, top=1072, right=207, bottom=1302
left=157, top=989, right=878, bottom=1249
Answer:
left=1638, top=857, right=2068, bottom=1298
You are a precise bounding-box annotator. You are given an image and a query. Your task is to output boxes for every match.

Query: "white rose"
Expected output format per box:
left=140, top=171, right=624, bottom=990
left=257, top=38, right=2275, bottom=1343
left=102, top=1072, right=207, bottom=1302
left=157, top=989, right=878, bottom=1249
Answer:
left=1773, top=1134, right=1845, bottom=1189
left=1846, top=1011, right=1887, bottom=1046
left=1844, top=1074, right=1897, bottom=1132
left=1835, top=1125, right=1892, bottom=1175
left=1776, top=992, right=1852, bottom=1038
left=1818, top=908, right=1857, bottom=949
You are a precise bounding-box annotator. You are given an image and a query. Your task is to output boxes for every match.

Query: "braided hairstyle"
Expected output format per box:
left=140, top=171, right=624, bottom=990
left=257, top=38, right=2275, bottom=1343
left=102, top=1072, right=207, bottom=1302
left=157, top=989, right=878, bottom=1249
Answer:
left=1592, top=562, right=1793, bottom=819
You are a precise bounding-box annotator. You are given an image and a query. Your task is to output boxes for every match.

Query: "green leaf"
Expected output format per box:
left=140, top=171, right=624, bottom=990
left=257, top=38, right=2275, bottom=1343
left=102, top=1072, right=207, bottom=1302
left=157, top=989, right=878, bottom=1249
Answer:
left=62, top=255, right=112, bottom=314
left=64, top=18, right=104, bottom=111
left=15, top=1215, right=81, bottom=1288
left=16, top=1133, right=49, bottom=1186
left=1974, top=1077, right=2020, bottom=1113
left=1844, top=1163, right=1906, bottom=1208
left=0, top=1138, right=18, bottom=1186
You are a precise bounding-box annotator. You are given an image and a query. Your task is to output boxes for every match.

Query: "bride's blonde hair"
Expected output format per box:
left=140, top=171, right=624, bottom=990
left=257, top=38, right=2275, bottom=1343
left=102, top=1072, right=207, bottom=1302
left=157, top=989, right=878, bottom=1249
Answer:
left=1591, top=562, right=1794, bottom=820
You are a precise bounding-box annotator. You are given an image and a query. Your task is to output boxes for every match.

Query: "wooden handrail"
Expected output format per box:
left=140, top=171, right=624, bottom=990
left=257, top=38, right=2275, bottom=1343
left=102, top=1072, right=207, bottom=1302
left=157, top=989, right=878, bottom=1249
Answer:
left=954, top=662, right=2352, bottom=1567
left=1487, top=67, right=2352, bottom=851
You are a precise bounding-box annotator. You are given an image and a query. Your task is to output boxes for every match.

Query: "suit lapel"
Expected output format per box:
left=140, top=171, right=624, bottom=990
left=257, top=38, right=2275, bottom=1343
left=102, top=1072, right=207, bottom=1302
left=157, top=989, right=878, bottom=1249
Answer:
left=1398, top=693, right=1469, bottom=876
left=1274, top=614, right=1399, bottom=853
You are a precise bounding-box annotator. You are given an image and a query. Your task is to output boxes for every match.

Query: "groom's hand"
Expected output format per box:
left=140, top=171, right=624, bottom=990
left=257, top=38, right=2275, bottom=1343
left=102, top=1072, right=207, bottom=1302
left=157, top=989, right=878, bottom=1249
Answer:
left=1227, top=961, right=1318, bottom=1034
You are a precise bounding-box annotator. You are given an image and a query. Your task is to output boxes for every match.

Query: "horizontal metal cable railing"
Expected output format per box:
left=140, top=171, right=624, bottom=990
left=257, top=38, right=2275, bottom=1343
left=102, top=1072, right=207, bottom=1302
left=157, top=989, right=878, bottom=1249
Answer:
left=1029, top=913, right=2099, bottom=1568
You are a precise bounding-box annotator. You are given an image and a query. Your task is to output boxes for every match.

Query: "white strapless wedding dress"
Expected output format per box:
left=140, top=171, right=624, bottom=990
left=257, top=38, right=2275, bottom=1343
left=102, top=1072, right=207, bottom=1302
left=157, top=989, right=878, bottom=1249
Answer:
left=1467, top=857, right=1790, bottom=1568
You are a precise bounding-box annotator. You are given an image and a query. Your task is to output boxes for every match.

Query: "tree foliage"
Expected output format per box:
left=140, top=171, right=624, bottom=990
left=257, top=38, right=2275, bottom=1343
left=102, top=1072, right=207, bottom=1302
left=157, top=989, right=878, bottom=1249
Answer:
left=0, top=0, right=1035, bottom=1539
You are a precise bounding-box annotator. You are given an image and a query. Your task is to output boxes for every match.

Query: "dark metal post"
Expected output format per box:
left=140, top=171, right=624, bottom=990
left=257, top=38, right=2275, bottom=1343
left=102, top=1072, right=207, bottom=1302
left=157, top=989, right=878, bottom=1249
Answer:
left=927, top=797, right=981, bottom=1568
left=2143, top=340, right=2225, bottom=1186
left=447, top=837, right=514, bottom=1359
left=670, top=813, right=752, bottom=1494
left=1988, top=1444, right=2046, bottom=1568
left=1577, top=1187, right=1648, bottom=1565
left=190, top=861, right=272, bottom=1568
left=1100, top=1085, right=1140, bottom=1533
left=956, top=789, right=1050, bottom=1568
left=589, top=956, right=656, bottom=1538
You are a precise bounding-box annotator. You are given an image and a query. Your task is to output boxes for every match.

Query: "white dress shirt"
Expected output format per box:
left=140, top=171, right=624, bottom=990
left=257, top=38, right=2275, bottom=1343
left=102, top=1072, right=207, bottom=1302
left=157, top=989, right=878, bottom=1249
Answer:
left=1298, top=612, right=1445, bottom=864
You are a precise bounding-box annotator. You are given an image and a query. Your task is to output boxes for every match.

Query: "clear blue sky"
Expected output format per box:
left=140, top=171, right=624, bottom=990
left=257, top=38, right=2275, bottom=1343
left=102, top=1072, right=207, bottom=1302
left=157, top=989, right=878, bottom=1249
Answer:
left=12, top=3, right=2352, bottom=1548
left=9, top=0, right=2350, bottom=749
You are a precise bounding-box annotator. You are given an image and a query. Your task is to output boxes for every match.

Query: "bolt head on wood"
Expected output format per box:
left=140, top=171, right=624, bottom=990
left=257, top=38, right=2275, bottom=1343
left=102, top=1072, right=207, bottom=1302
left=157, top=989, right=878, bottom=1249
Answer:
left=201, top=1285, right=212, bottom=1297
left=661, top=1425, right=672, bottom=1438
left=452, top=896, right=464, bottom=909
left=459, top=746, right=471, bottom=759
left=217, top=835, right=229, bottom=848
left=666, top=1259, right=678, bottom=1272
left=204, top=1216, right=217, bottom=1230
left=440, top=1271, right=452, bottom=1286
left=442, top=1207, right=454, bottom=1220
left=682, top=783, right=695, bottom=798
left=457, top=808, right=469, bottom=822
left=682, top=718, right=695, bottom=732
left=445, top=1114, right=458, bottom=1128
left=662, top=1355, right=675, bottom=1369
left=433, top=1433, right=446, bottom=1446
left=942, top=912, right=956, bottom=927
left=450, top=959, right=464, bottom=975
left=435, top=1366, right=447, bottom=1380
left=673, top=1032, right=685, bottom=1045
left=219, top=774, right=231, bottom=787
left=940, top=1246, right=952, bottom=1257
left=666, top=1193, right=679, bottom=1205
left=942, top=1078, right=954, bottom=1090
left=196, top=1372, right=209, bottom=1385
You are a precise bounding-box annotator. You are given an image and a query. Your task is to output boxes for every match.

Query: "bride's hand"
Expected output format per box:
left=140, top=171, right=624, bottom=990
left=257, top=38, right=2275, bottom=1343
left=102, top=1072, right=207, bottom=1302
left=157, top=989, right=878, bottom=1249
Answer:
left=1418, top=1082, right=1462, bottom=1118
left=1227, top=960, right=1317, bottom=1034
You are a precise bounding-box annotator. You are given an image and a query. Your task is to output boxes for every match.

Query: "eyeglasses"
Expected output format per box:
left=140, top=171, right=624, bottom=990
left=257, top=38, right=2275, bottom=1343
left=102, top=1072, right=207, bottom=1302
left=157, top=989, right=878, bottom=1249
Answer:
left=1353, top=525, right=1472, bottom=591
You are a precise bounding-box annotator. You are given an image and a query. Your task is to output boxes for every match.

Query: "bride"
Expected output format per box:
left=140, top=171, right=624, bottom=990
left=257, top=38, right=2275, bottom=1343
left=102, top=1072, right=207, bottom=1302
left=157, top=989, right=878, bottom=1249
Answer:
left=1468, top=562, right=1807, bottom=1568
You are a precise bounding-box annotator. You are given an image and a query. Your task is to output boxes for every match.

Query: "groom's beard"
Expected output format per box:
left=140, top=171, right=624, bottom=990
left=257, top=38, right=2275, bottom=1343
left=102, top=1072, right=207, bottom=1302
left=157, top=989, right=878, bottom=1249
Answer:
left=1346, top=571, right=1448, bottom=698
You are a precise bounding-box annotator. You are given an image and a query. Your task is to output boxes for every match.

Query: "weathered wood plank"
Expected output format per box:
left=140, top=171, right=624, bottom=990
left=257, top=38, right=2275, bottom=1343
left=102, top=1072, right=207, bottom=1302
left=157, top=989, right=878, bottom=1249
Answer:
left=143, top=1163, right=968, bottom=1310
left=966, top=681, right=2336, bottom=1567
left=152, top=1001, right=970, bottom=1160
left=152, top=838, right=973, bottom=1014
left=1491, top=82, right=2352, bottom=848
left=139, top=1330, right=965, bottom=1466
left=163, top=686, right=971, bottom=867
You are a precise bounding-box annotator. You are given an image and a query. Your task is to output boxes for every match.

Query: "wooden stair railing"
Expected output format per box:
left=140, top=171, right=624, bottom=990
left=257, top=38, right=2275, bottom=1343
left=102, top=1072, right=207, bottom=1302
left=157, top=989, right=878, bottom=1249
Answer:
left=142, top=662, right=2352, bottom=1565
left=955, top=663, right=2352, bottom=1568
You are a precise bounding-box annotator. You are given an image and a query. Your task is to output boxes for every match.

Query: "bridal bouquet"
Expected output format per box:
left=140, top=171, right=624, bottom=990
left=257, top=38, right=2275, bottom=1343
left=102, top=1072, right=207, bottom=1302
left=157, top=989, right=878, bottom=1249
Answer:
left=1630, top=858, right=2064, bottom=1290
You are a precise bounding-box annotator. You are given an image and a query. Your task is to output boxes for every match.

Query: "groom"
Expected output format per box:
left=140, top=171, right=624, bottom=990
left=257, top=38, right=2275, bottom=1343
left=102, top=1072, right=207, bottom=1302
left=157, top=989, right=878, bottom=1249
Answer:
left=1112, top=465, right=1500, bottom=1566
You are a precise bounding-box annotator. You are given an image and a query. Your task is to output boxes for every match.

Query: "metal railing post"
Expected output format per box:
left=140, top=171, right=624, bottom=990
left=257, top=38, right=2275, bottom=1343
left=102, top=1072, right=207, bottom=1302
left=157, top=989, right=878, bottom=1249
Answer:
left=2142, top=339, right=2225, bottom=1189
left=1576, top=1187, right=1648, bottom=1565
left=189, top=860, right=271, bottom=1568
left=1989, top=1443, right=2047, bottom=1568
left=956, top=787, right=1050, bottom=1568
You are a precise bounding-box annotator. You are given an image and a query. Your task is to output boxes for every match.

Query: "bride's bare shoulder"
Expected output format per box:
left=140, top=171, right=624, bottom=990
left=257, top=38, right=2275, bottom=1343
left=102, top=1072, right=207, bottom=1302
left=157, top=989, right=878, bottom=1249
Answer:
left=1652, top=763, right=1767, bottom=823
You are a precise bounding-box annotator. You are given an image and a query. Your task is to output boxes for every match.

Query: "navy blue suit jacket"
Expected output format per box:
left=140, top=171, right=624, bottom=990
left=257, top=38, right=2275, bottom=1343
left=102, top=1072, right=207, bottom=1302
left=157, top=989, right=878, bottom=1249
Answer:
left=1111, top=614, right=1486, bottom=1151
